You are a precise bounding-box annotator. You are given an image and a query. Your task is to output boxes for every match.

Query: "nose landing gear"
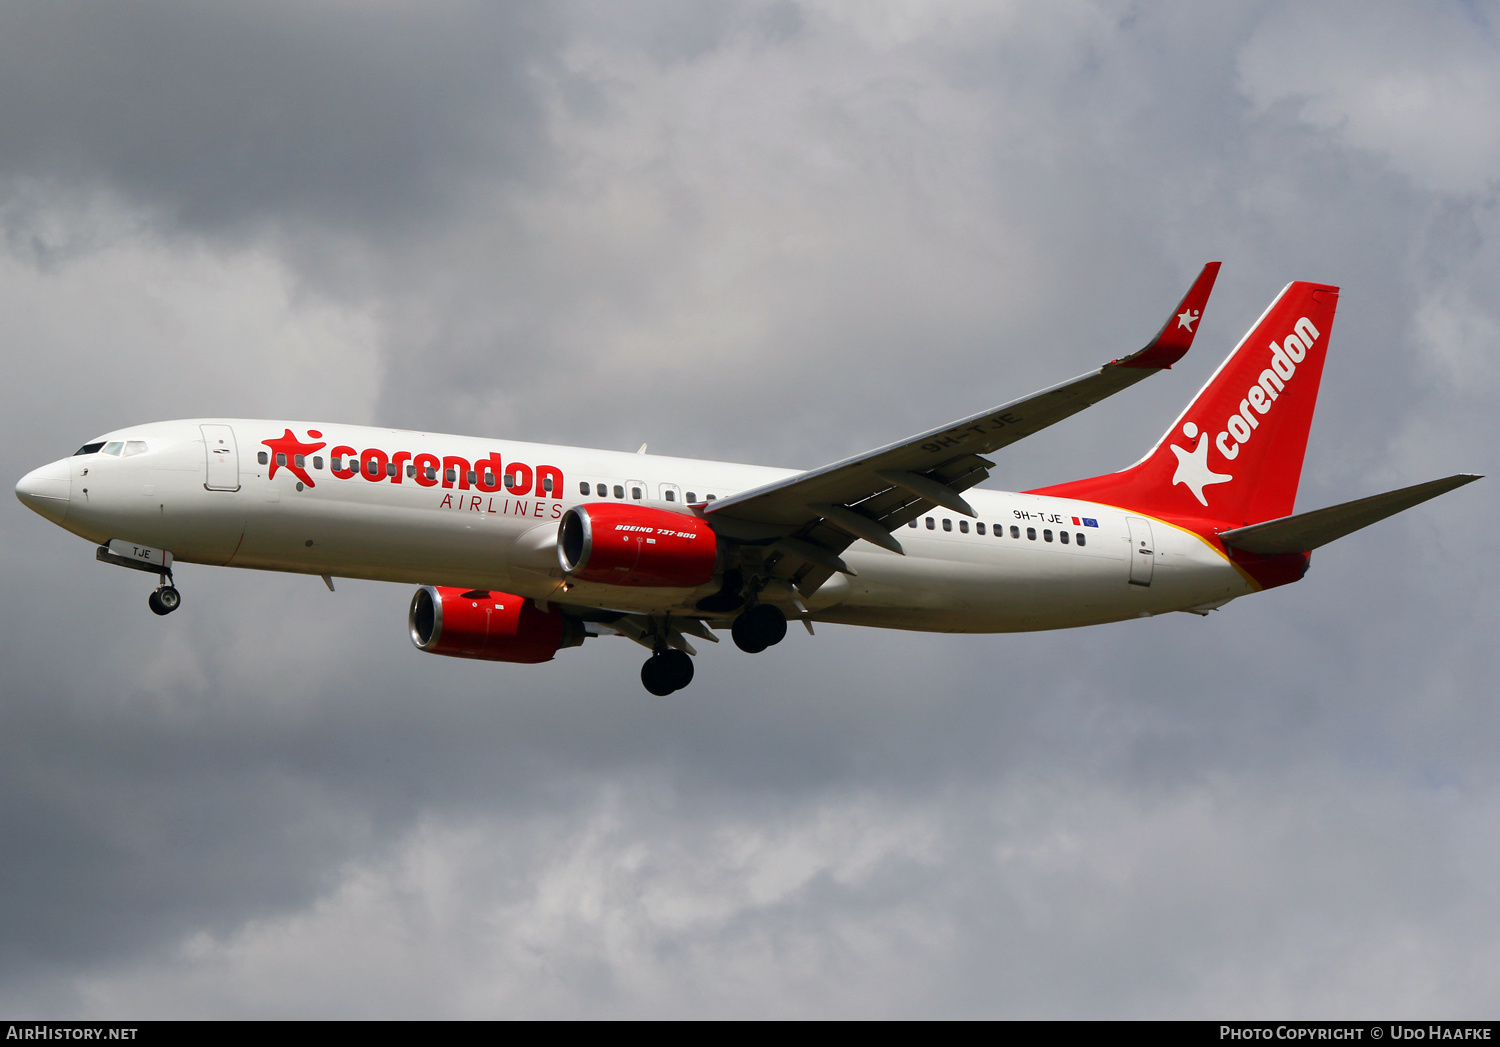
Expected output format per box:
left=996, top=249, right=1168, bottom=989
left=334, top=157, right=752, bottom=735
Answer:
left=96, top=542, right=182, bottom=617
left=147, top=585, right=182, bottom=616
left=641, top=647, right=694, bottom=695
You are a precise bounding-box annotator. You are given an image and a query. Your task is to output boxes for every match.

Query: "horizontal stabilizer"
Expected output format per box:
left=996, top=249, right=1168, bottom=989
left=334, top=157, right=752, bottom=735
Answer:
left=1217, top=474, right=1482, bottom=554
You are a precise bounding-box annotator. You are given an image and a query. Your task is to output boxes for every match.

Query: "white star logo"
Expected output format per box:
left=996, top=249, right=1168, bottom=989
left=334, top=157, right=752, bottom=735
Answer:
left=1169, top=422, right=1232, bottom=507
left=1177, top=308, right=1200, bottom=332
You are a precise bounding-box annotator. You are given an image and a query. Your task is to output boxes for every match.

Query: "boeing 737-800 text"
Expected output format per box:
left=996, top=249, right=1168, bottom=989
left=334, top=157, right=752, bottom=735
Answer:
left=15, top=264, right=1479, bottom=694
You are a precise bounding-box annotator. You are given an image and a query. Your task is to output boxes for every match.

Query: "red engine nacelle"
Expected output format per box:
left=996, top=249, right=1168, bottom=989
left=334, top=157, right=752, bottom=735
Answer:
left=408, top=586, right=584, bottom=664
left=557, top=503, right=718, bottom=587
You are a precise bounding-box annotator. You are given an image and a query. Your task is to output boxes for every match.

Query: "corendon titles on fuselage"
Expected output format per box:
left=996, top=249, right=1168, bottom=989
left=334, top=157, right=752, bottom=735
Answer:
left=260, top=426, right=566, bottom=520
left=15, top=264, right=1481, bottom=695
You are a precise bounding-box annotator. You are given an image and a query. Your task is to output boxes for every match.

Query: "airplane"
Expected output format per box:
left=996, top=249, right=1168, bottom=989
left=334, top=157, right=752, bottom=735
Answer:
left=14, top=263, right=1480, bottom=695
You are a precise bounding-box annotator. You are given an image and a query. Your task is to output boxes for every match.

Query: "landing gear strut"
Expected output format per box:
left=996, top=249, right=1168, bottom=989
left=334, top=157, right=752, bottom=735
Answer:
left=641, top=648, right=695, bottom=695
left=732, top=603, right=787, bottom=653
left=147, top=585, right=182, bottom=616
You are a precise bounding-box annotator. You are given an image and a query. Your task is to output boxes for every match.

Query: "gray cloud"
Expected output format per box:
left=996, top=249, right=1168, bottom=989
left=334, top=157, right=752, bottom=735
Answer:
left=0, top=1, right=554, bottom=237
left=1, top=0, right=1497, bottom=1018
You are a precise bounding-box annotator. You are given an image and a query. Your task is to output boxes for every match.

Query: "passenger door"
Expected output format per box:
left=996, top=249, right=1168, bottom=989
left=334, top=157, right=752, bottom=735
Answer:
left=201, top=424, right=240, bottom=492
left=1126, top=516, right=1154, bottom=587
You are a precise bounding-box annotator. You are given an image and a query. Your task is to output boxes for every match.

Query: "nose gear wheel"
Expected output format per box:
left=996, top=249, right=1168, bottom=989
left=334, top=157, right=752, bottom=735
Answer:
left=148, top=586, right=181, bottom=616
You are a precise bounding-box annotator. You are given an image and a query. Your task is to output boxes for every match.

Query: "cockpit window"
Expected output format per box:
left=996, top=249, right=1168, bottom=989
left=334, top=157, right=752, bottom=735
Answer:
left=102, top=442, right=125, bottom=456
left=74, top=443, right=105, bottom=456
left=122, top=441, right=148, bottom=457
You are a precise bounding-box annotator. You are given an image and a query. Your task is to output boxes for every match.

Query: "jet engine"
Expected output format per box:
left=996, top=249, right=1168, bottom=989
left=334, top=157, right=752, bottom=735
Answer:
left=557, top=503, right=718, bottom=587
left=409, top=586, right=584, bottom=663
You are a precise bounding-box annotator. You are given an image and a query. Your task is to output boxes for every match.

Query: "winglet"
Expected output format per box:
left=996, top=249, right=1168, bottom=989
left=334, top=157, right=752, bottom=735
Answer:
left=1112, top=261, right=1221, bottom=370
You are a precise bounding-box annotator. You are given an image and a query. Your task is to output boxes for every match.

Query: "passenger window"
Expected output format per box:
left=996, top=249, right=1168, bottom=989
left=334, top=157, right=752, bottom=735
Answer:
left=706, top=494, right=716, bottom=501
left=276, top=453, right=288, bottom=466
left=467, top=470, right=477, bottom=484
left=959, top=520, right=969, bottom=534
left=925, top=517, right=935, bottom=530
left=390, top=463, right=399, bottom=478
left=976, top=522, right=985, bottom=535
left=294, top=454, right=305, bottom=468
left=942, top=518, right=952, bottom=532
left=1076, top=533, right=1086, bottom=547
left=580, top=482, right=591, bottom=495
left=543, top=476, right=554, bottom=493
left=613, top=485, right=624, bottom=499
left=103, top=442, right=124, bottom=456
left=367, top=461, right=380, bottom=478
left=687, top=492, right=697, bottom=503
left=1060, top=531, right=1069, bottom=544
left=445, top=469, right=457, bottom=483
left=1044, top=529, right=1053, bottom=542
left=123, top=441, right=147, bottom=456
left=314, top=457, right=324, bottom=471
left=427, top=466, right=438, bottom=481
left=665, top=490, right=675, bottom=502
left=908, top=520, right=918, bottom=528
left=631, top=487, right=642, bottom=500
left=1011, top=526, right=1020, bottom=539
left=1027, top=527, right=1036, bottom=540
left=504, top=474, right=514, bottom=489
left=258, top=451, right=269, bottom=465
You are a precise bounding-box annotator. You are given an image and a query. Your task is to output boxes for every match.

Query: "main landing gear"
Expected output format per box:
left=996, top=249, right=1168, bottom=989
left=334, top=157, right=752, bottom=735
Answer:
left=635, top=603, right=790, bottom=695
left=147, top=585, right=182, bottom=616
left=732, top=603, right=787, bottom=654
left=641, top=647, right=694, bottom=696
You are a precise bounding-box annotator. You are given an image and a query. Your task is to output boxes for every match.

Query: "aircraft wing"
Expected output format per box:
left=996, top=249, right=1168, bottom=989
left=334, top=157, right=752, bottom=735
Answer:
left=703, top=263, right=1221, bottom=590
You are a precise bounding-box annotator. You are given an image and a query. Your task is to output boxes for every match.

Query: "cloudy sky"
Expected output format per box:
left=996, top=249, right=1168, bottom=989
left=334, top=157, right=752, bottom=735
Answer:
left=2, top=0, right=1498, bottom=1018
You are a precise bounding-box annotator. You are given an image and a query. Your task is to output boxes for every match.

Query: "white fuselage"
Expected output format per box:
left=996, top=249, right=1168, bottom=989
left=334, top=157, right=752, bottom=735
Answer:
left=20, top=419, right=1259, bottom=631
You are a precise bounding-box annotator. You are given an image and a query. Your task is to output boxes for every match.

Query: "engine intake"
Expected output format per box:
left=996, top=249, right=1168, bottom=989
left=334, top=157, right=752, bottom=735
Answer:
left=558, top=503, right=718, bottom=587
left=409, top=586, right=584, bottom=663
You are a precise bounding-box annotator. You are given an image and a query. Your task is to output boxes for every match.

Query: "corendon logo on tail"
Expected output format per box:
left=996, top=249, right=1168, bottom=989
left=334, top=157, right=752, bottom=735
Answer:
left=1166, top=315, right=1320, bottom=507
left=1169, top=422, right=1231, bottom=506
left=262, top=429, right=327, bottom=488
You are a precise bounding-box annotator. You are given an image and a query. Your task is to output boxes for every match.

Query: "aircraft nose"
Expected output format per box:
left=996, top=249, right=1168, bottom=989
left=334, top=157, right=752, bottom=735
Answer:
left=15, top=459, right=71, bottom=524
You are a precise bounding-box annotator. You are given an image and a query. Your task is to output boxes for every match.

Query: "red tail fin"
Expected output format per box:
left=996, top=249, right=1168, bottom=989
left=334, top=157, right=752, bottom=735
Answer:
left=1030, top=281, right=1340, bottom=527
